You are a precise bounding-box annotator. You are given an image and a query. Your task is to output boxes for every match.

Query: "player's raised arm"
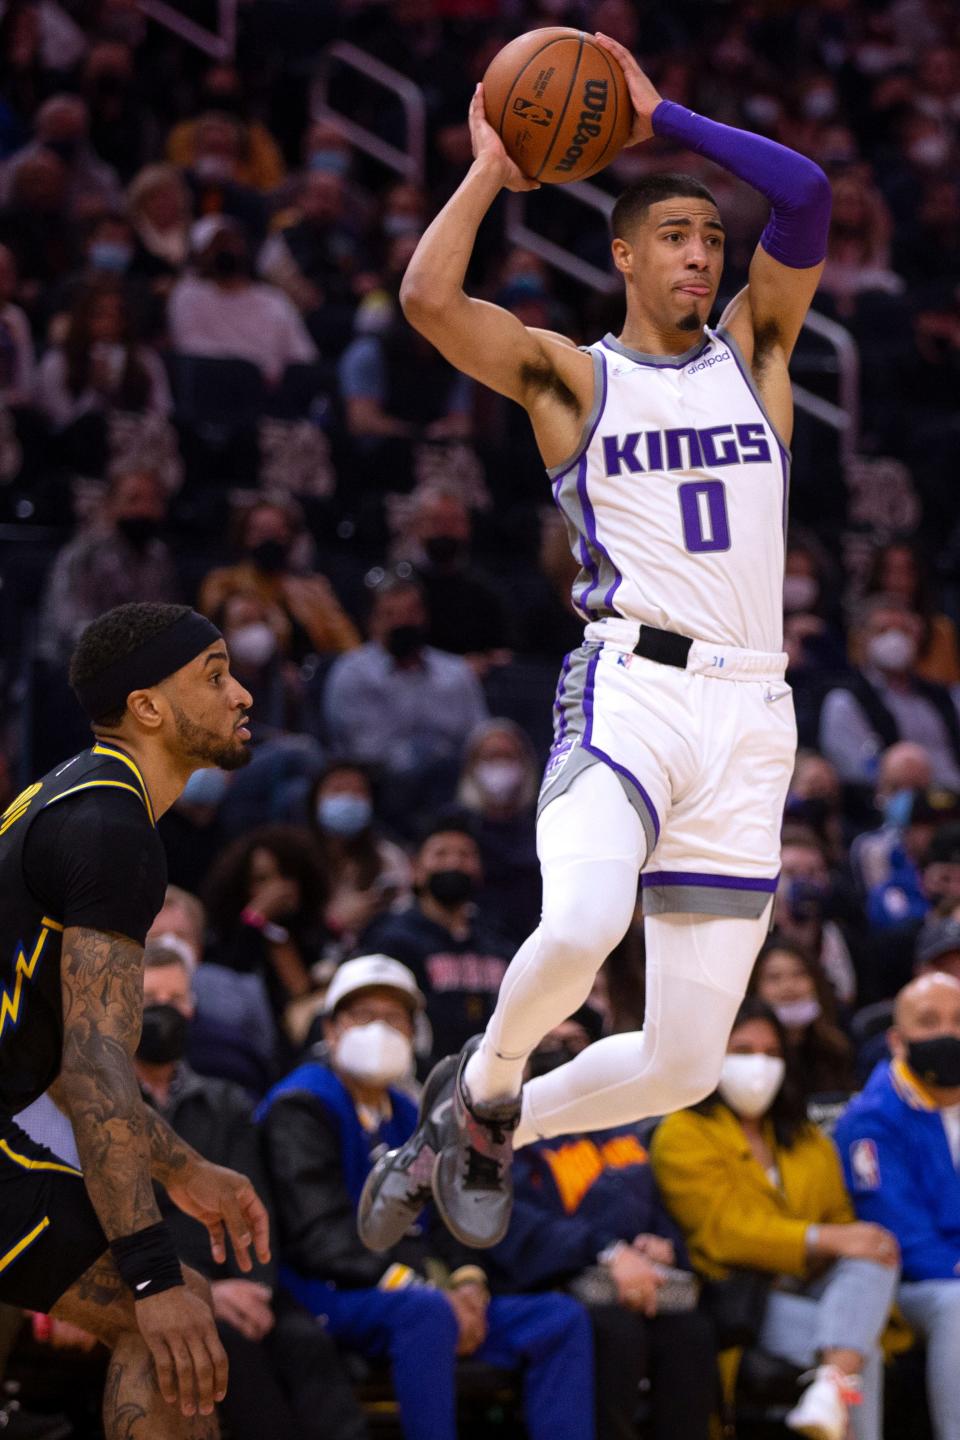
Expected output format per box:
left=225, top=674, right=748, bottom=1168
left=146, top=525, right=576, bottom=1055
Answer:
left=400, top=86, right=589, bottom=414
left=595, top=33, right=831, bottom=363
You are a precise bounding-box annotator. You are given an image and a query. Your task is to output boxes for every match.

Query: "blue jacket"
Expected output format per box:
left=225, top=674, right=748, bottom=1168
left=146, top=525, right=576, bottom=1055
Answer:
left=834, top=1060, right=960, bottom=1281
left=486, top=1124, right=687, bottom=1291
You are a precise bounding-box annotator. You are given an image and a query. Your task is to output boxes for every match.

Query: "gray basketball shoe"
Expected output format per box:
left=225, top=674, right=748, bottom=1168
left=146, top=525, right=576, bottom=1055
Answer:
left=431, top=1036, right=521, bottom=1249
left=357, top=1051, right=458, bottom=1252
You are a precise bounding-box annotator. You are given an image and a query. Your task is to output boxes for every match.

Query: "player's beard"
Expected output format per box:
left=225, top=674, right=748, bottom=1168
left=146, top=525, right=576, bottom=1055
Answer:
left=677, top=306, right=701, bottom=332
left=171, top=702, right=251, bottom=771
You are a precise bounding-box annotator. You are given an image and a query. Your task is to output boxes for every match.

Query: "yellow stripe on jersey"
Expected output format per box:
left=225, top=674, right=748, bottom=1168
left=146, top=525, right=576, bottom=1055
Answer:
left=0, top=925, right=54, bottom=1042
left=48, top=780, right=149, bottom=814
left=0, top=783, right=43, bottom=836
left=41, top=917, right=64, bottom=933
left=91, top=745, right=156, bottom=825
left=0, top=1216, right=50, bottom=1275
left=0, top=1138, right=82, bottom=1177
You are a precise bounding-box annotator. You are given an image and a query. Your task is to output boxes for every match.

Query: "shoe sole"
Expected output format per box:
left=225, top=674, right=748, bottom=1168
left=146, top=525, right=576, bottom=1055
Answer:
left=430, top=1038, right=514, bottom=1249
left=785, top=1414, right=843, bottom=1440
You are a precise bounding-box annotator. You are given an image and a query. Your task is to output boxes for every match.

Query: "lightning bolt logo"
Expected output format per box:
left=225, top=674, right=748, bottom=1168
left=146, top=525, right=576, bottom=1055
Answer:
left=0, top=924, right=56, bottom=1042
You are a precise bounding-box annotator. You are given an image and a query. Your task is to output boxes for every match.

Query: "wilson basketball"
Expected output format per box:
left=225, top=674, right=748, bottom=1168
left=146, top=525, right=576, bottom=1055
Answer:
left=483, top=28, right=633, bottom=185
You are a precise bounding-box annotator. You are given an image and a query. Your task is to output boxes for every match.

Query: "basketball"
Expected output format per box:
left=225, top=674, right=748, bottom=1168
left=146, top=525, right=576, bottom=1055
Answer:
left=482, top=28, right=633, bottom=185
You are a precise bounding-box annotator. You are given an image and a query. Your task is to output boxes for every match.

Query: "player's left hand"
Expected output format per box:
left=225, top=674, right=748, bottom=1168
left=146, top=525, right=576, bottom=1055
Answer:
left=593, top=33, right=663, bottom=146
left=166, top=1160, right=271, bottom=1272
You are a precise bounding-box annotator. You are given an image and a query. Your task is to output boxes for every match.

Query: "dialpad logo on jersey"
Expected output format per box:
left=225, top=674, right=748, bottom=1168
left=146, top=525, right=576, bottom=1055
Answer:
left=601, top=423, right=772, bottom=476
left=686, top=351, right=731, bottom=374
left=512, top=97, right=554, bottom=127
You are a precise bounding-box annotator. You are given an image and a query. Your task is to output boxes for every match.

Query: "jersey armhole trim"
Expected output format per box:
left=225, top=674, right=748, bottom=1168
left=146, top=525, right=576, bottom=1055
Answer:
left=91, top=744, right=156, bottom=825
left=546, top=348, right=607, bottom=481
left=714, top=325, right=792, bottom=458
left=42, top=779, right=152, bottom=820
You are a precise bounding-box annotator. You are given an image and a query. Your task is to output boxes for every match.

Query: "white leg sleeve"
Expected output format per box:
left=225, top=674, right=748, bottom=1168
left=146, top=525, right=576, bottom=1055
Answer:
left=515, top=903, right=772, bottom=1147
left=464, top=763, right=646, bottom=1105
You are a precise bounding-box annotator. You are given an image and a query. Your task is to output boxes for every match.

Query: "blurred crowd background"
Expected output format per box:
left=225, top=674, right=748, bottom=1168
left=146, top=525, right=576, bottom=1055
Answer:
left=1, top=0, right=960, bottom=1437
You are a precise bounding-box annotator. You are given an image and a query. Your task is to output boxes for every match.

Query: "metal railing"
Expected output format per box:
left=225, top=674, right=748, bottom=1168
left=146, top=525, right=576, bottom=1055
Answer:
left=136, top=0, right=237, bottom=59
left=311, top=43, right=426, bottom=186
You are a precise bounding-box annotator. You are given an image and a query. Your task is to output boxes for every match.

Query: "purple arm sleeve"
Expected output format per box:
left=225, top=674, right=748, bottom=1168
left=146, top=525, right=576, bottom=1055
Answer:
left=651, top=100, right=832, bottom=270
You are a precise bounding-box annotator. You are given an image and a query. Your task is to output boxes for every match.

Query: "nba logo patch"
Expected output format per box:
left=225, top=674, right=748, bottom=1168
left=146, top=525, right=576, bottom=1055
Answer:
left=616, top=651, right=634, bottom=670
left=850, top=1139, right=881, bottom=1191
left=512, top=97, right=554, bottom=127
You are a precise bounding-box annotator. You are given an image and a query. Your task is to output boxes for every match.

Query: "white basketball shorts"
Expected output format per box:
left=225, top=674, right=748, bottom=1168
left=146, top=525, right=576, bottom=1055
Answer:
left=538, top=618, right=797, bottom=918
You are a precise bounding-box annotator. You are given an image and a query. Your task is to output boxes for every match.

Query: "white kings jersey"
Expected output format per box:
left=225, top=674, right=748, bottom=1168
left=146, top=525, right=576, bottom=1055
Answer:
left=547, top=326, right=789, bottom=654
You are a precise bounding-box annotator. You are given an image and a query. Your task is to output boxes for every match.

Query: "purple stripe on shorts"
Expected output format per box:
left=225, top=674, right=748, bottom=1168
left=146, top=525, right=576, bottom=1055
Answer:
left=554, top=651, right=574, bottom=743
left=584, top=740, right=661, bottom=844
left=641, top=871, right=780, bottom=892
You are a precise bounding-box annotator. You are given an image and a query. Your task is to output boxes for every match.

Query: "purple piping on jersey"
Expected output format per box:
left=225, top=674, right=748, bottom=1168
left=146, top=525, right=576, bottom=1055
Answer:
left=778, top=441, right=791, bottom=539
left=641, top=870, right=779, bottom=892
left=599, top=337, right=710, bottom=370
left=553, top=650, right=574, bottom=743
left=582, top=648, right=661, bottom=842
left=576, top=354, right=622, bottom=614
left=547, top=347, right=610, bottom=486
left=717, top=328, right=791, bottom=457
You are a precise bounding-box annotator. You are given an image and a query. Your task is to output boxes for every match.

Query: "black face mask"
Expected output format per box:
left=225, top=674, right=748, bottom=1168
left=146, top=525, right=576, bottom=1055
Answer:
left=212, top=248, right=245, bottom=279
left=249, top=539, right=289, bottom=574
left=426, top=869, right=477, bottom=907
left=385, top=624, right=427, bottom=661
left=424, top=536, right=465, bottom=568
left=116, top=516, right=160, bottom=550
left=906, top=1034, right=960, bottom=1088
left=137, top=1004, right=189, bottom=1065
left=527, top=1042, right=581, bottom=1079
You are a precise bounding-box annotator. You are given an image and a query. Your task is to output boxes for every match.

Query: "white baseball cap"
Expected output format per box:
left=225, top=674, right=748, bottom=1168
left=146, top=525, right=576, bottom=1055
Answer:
left=323, top=955, right=425, bottom=1016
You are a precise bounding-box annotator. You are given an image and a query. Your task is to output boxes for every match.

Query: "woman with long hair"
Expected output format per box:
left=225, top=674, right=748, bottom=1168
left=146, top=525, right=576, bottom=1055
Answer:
left=861, top=539, right=960, bottom=686
left=748, top=937, right=856, bottom=1098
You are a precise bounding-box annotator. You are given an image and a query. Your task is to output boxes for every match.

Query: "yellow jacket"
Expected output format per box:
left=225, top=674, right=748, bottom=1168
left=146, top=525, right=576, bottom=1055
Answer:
left=650, top=1104, right=853, bottom=1281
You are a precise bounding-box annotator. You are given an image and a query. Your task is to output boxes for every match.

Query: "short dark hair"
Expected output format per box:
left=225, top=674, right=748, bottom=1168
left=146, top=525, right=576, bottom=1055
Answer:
left=417, top=806, right=480, bottom=853
left=611, top=173, right=719, bottom=239
left=69, top=602, right=193, bottom=726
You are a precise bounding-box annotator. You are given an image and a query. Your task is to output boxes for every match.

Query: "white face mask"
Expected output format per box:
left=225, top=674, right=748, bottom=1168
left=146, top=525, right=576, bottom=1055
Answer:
left=782, top=574, right=819, bottom=613
left=909, top=136, right=950, bottom=169
left=717, top=1053, right=786, bottom=1119
left=228, top=622, right=276, bottom=669
left=335, top=1020, right=413, bottom=1087
left=866, top=628, right=916, bottom=673
left=474, top=759, right=525, bottom=804
left=773, top=997, right=822, bottom=1029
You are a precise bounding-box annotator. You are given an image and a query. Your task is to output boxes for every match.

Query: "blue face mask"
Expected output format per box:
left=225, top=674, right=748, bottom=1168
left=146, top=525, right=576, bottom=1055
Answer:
left=89, top=241, right=132, bottom=273
left=181, top=767, right=229, bottom=808
left=317, top=793, right=372, bottom=838
left=309, top=150, right=350, bottom=176
left=883, top=788, right=914, bottom=828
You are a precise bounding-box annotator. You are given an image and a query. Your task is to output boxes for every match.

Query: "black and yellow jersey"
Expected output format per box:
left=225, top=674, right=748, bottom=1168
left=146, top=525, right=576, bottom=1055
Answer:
left=0, top=743, right=166, bottom=1115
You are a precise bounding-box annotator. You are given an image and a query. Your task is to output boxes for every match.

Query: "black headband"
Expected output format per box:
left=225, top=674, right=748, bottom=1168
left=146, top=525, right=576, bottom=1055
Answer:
left=74, top=611, right=223, bottom=721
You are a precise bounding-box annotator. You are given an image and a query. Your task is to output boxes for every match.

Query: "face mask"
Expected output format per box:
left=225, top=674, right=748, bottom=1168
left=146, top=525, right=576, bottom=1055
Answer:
left=717, top=1053, right=786, bottom=1119
left=180, top=765, right=229, bottom=807
left=783, top=574, right=818, bottom=613
left=426, top=869, right=477, bottom=906
left=116, top=516, right=160, bottom=549
left=474, top=759, right=525, bottom=804
left=211, top=248, right=244, bottom=279
left=528, top=1041, right=581, bottom=1078
left=906, top=1034, right=960, bottom=1088
left=744, top=95, right=781, bottom=128
left=883, top=788, right=914, bottom=828
left=194, top=154, right=235, bottom=183
left=317, top=793, right=372, bottom=838
left=803, top=89, right=836, bottom=120
left=384, top=624, right=426, bottom=661
left=228, top=621, right=276, bottom=669
left=773, top=998, right=822, bottom=1029
left=424, top=535, right=465, bottom=567
left=867, top=628, right=916, bottom=673
left=909, top=137, right=950, bottom=169
left=383, top=212, right=422, bottom=238
left=336, top=1020, right=413, bottom=1086
left=248, top=539, right=289, bottom=574
left=89, top=241, right=133, bottom=273
left=137, top=1003, right=189, bottom=1065
left=309, top=150, right=350, bottom=176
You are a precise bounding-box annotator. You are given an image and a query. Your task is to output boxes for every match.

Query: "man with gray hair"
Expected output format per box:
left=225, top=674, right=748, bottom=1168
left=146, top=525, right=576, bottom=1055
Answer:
left=819, top=595, right=960, bottom=788
left=0, top=94, right=121, bottom=211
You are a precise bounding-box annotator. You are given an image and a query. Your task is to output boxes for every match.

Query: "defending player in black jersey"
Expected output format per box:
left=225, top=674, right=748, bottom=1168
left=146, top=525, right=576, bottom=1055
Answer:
left=0, top=603, right=269, bottom=1440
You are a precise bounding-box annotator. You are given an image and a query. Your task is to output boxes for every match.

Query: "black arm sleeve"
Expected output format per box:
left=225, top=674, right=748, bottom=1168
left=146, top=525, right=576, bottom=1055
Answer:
left=23, top=791, right=168, bottom=944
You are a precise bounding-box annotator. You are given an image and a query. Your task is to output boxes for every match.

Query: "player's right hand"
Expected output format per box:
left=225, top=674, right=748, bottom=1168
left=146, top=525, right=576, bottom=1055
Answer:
left=135, top=1284, right=229, bottom=1417
left=468, top=84, right=540, bottom=193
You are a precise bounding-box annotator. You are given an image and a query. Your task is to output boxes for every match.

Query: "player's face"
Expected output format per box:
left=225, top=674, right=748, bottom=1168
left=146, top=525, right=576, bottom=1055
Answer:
left=614, top=199, right=724, bottom=336
left=162, top=643, right=253, bottom=772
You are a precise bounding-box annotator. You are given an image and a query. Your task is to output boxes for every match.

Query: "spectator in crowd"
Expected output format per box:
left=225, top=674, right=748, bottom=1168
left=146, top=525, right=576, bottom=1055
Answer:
left=202, top=823, right=328, bottom=1037
left=323, top=576, right=488, bottom=823
left=861, top=540, right=960, bottom=686
left=168, top=63, right=285, bottom=193
left=785, top=749, right=846, bottom=867
left=404, top=485, right=509, bottom=662
left=169, top=216, right=317, bottom=385
left=835, top=972, right=960, bottom=1440
left=775, top=828, right=858, bottom=1007
left=0, top=93, right=121, bottom=212
left=134, top=939, right=370, bottom=1440
left=487, top=1013, right=717, bottom=1440
left=199, top=495, right=359, bottom=660
left=214, top=589, right=309, bottom=736
left=913, top=917, right=960, bottom=984
left=0, top=148, right=75, bottom=317
left=819, top=173, right=904, bottom=317
left=81, top=37, right=157, bottom=183
left=38, top=463, right=178, bottom=664
left=307, top=761, right=412, bottom=950
left=862, top=823, right=960, bottom=1007
left=127, top=161, right=192, bottom=289
left=652, top=999, right=900, bottom=1440
left=748, top=938, right=856, bottom=1099
left=179, top=111, right=267, bottom=242
left=850, top=741, right=935, bottom=898
left=359, top=813, right=511, bottom=1063
left=258, top=954, right=597, bottom=1440
left=0, top=241, right=34, bottom=404
left=456, top=719, right=540, bottom=945
left=864, top=788, right=960, bottom=931
left=894, top=178, right=960, bottom=288
left=820, top=596, right=960, bottom=791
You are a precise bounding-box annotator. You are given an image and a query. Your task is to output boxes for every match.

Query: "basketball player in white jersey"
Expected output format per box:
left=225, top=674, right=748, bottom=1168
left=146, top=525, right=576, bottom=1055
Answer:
left=362, top=38, right=835, bottom=1413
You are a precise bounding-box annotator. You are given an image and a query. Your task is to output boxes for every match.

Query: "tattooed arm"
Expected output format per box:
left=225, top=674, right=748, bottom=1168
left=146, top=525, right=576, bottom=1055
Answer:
left=49, top=1067, right=203, bottom=1187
